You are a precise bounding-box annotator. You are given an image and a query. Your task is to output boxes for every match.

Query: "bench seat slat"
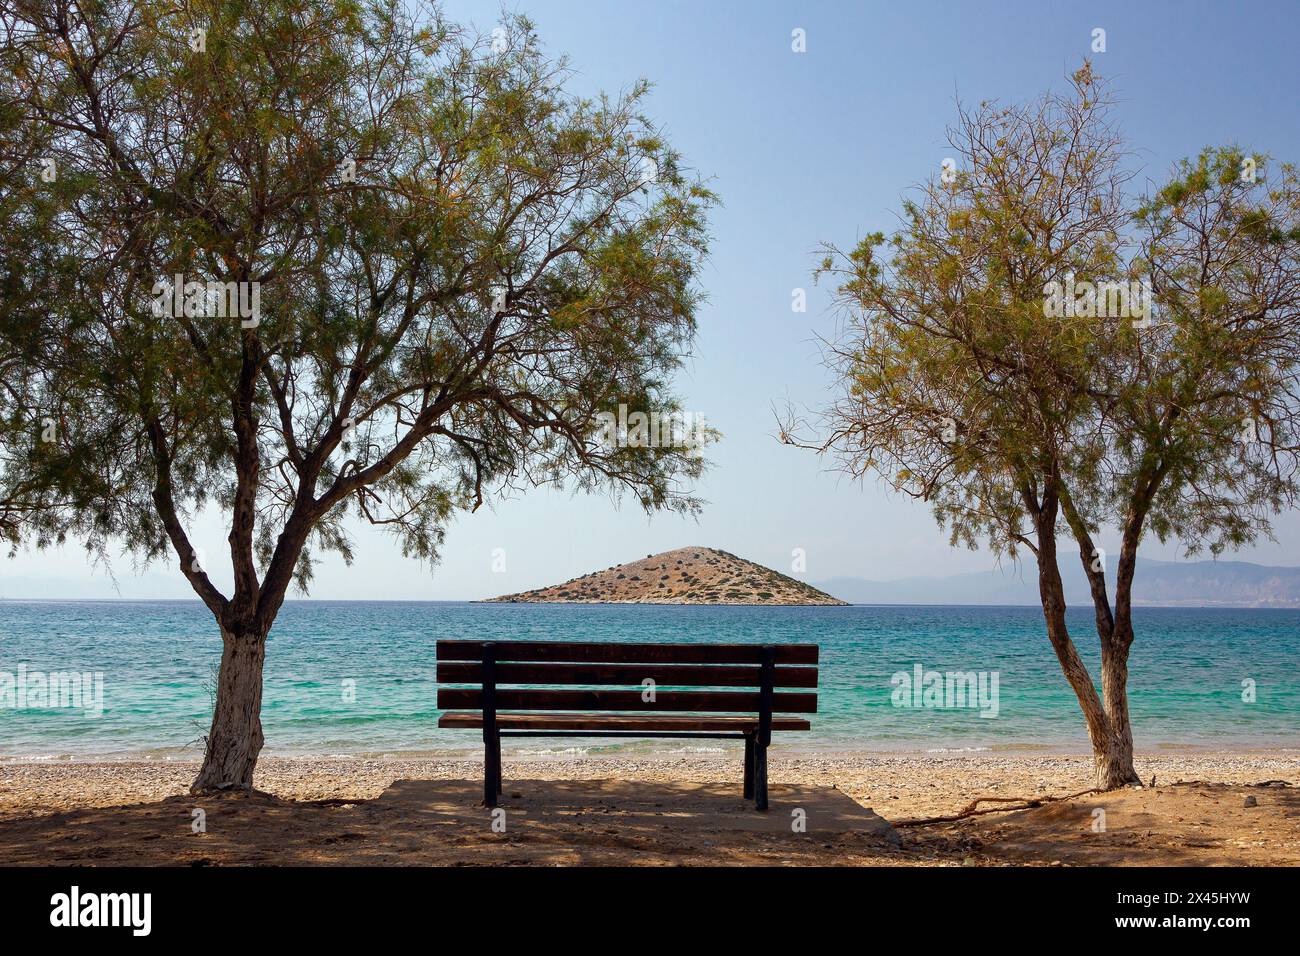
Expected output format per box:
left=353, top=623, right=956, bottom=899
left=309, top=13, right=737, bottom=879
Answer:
left=436, top=661, right=818, bottom=688
left=436, top=640, right=818, bottom=665
left=438, top=712, right=812, bottom=732
left=437, top=688, right=817, bottom=714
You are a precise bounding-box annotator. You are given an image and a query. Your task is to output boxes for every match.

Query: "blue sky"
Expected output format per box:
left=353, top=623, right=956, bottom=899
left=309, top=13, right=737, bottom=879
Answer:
left=7, top=0, right=1300, bottom=600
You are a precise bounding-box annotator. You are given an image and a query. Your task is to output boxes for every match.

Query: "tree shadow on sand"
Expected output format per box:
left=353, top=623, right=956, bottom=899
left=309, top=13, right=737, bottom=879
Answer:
left=905, top=782, right=1300, bottom=866
left=0, top=778, right=904, bottom=866
left=4, top=779, right=1289, bottom=866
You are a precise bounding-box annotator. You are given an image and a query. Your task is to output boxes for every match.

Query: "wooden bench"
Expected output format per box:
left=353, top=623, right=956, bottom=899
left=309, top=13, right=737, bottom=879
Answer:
left=436, top=639, right=819, bottom=811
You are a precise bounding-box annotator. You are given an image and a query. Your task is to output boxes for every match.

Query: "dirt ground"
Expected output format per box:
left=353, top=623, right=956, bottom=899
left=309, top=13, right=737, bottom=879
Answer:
left=1, top=752, right=1295, bottom=866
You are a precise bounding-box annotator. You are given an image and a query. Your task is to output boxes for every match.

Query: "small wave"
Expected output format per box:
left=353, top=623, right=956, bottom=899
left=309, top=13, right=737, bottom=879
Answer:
left=2, top=753, right=66, bottom=762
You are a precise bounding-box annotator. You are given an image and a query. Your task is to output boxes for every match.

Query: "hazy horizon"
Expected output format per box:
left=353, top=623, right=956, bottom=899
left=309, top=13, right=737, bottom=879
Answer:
left=7, top=548, right=1300, bottom=604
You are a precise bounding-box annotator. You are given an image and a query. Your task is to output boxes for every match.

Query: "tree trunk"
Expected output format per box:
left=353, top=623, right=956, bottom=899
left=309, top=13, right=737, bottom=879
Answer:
left=192, top=627, right=267, bottom=792
left=1028, top=483, right=1140, bottom=790
left=1097, top=639, right=1141, bottom=788
left=1031, top=498, right=1111, bottom=757
left=1099, top=517, right=1145, bottom=790
left=1037, top=556, right=1112, bottom=759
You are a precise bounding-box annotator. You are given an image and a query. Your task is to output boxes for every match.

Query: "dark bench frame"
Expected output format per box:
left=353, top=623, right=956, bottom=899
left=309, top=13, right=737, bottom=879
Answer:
left=436, top=640, right=818, bottom=811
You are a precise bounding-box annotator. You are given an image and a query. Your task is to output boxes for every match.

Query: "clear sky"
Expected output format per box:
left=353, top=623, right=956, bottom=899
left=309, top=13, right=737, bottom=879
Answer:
left=7, top=0, right=1300, bottom=600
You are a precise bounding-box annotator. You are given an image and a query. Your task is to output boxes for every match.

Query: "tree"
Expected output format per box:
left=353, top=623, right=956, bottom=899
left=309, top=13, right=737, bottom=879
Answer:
left=786, top=66, right=1300, bottom=788
left=1, top=0, right=715, bottom=791
left=0, top=35, right=72, bottom=545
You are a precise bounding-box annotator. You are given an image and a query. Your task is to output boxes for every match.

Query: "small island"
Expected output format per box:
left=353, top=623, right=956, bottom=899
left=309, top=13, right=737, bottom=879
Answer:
left=486, top=547, right=848, bottom=605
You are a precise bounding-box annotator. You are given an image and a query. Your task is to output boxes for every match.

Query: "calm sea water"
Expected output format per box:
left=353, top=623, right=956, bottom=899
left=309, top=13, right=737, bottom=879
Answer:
left=0, top=601, right=1296, bottom=759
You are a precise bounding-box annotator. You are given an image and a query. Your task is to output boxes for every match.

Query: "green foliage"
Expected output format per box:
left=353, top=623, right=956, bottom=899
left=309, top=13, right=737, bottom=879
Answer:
left=0, top=0, right=716, bottom=628
left=794, top=69, right=1300, bottom=777
left=807, top=69, right=1300, bottom=578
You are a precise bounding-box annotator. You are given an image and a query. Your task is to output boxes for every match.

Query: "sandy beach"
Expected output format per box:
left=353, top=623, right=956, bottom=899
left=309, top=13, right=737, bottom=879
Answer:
left=2, top=749, right=1295, bottom=866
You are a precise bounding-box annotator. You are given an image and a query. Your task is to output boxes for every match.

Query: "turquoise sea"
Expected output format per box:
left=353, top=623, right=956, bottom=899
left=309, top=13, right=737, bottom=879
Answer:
left=0, top=600, right=1296, bottom=759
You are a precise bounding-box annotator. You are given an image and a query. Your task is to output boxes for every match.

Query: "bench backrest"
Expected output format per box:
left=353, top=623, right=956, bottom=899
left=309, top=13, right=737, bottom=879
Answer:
left=435, top=640, right=819, bottom=719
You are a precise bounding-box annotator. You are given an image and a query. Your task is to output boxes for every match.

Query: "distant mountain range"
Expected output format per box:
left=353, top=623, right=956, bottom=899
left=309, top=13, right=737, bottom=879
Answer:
left=815, top=558, right=1300, bottom=608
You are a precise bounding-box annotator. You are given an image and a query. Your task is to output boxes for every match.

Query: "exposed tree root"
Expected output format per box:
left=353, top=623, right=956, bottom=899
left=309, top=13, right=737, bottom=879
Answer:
left=893, top=788, right=1104, bottom=827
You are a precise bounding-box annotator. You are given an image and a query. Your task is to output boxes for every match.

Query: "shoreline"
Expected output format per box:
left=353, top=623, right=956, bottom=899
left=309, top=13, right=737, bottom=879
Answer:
left=3, top=748, right=1295, bottom=818
left=3, top=741, right=1296, bottom=763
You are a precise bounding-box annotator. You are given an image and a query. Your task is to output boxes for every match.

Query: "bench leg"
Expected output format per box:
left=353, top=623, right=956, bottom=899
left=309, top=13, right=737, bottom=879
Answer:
left=484, top=732, right=500, bottom=808
left=494, top=732, right=503, bottom=795
left=753, top=742, right=769, bottom=811
left=743, top=735, right=755, bottom=799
